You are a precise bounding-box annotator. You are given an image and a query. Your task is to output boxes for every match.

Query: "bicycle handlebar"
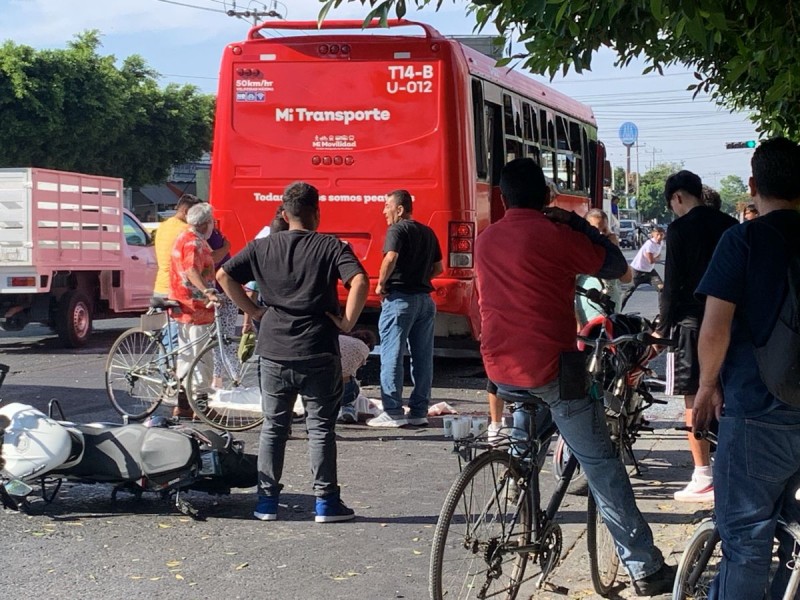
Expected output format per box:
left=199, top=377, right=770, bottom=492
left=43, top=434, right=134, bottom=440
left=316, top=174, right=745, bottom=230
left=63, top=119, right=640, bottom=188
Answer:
left=575, top=285, right=616, bottom=316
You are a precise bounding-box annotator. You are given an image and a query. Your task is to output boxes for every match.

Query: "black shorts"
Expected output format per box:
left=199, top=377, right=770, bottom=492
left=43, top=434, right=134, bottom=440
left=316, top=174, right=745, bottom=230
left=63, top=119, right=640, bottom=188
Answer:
left=671, top=318, right=700, bottom=396
left=486, top=380, right=498, bottom=395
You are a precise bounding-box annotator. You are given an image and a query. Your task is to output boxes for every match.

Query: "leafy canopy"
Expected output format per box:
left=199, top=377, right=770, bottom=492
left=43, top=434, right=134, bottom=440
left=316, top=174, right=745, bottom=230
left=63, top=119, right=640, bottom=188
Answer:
left=319, top=0, right=800, bottom=136
left=636, top=162, right=682, bottom=223
left=0, top=31, right=215, bottom=187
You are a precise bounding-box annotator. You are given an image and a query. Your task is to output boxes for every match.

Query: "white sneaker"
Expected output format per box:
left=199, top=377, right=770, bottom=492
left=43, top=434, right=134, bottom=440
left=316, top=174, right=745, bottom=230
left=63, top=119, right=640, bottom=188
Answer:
left=487, top=422, right=502, bottom=444
left=366, top=411, right=408, bottom=428
left=674, top=476, right=714, bottom=503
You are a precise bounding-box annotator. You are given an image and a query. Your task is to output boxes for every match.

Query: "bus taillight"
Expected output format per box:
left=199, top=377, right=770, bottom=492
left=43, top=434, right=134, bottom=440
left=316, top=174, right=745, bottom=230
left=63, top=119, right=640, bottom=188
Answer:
left=449, top=221, right=475, bottom=269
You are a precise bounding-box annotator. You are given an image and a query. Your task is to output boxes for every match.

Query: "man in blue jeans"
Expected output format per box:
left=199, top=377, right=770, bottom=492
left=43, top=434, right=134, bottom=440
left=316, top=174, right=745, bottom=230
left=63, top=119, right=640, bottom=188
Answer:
left=475, top=158, right=674, bottom=596
left=218, top=182, right=368, bottom=523
left=368, top=189, right=443, bottom=428
left=693, top=137, right=800, bottom=599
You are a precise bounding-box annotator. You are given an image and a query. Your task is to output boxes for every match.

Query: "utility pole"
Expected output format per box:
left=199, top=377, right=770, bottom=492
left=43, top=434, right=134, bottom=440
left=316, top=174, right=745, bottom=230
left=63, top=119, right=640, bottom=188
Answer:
left=650, top=146, right=663, bottom=169
left=227, top=1, right=285, bottom=24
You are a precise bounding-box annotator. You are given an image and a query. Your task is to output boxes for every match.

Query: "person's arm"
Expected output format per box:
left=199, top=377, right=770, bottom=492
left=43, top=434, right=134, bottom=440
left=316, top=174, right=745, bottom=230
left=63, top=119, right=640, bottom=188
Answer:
left=692, top=296, right=735, bottom=432
left=659, top=231, right=679, bottom=332
left=375, top=251, right=398, bottom=296
left=328, top=273, right=369, bottom=332
left=210, top=235, right=231, bottom=264
left=545, top=209, right=627, bottom=279
left=430, top=260, right=444, bottom=278
left=181, top=240, right=218, bottom=303
left=241, top=288, right=259, bottom=333
left=217, top=268, right=265, bottom=322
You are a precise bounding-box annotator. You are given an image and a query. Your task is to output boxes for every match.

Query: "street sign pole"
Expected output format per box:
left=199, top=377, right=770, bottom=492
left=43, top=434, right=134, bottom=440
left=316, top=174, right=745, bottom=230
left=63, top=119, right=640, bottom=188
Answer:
left=618, top=121, right=639, bottom=206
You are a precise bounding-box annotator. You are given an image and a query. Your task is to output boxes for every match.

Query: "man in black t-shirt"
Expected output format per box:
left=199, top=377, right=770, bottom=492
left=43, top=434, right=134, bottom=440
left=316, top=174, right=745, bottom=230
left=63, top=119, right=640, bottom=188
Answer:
left=368, top=190, right=443, bottom=428
left=661, top=170, right=737, bottom=503
left=218, top=182, right=368, bottom=523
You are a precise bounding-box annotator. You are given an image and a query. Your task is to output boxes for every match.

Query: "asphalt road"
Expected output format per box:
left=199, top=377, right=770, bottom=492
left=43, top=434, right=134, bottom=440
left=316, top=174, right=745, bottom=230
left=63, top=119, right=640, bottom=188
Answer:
left=0, top=254, right=666, bottom=600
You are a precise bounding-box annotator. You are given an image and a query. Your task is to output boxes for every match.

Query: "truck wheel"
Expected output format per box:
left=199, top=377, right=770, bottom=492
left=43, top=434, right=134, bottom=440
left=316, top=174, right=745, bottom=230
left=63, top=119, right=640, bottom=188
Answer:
left=56, top=290, right=93, bottom=347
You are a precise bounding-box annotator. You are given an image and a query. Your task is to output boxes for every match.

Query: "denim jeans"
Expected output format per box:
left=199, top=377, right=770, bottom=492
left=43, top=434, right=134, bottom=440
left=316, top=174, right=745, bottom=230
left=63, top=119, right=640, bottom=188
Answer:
left=341, top=378, right=359, bottom=407
left=495, top=378, right=663, bottom=581
left=257, top=355, right=342, bottom=498
left=379, top=291, right=435, bottom=418
left=709, top=411, right=800, bottom=600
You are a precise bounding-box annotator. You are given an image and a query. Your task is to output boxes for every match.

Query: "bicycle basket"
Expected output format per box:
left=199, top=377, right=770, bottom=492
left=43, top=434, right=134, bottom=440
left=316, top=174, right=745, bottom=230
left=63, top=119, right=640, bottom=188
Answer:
left=140, top=312, right=168, bottom=331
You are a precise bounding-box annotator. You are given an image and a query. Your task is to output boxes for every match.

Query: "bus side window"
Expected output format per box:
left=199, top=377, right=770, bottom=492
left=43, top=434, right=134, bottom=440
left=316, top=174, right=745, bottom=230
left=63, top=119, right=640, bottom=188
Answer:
left=502, top=93, right=523, bottom=162
left=471, top=79, right=488, bottom=180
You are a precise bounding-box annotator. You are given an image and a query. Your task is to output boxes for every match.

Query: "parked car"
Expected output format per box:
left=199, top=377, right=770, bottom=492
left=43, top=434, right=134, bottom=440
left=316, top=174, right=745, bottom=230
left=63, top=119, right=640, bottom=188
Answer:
left=619, top=219, right=638, bottom=248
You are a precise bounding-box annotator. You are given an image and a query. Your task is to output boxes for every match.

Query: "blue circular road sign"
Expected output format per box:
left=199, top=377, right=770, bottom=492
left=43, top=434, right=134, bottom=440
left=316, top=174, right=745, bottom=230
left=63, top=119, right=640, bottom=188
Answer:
left=619, top=122, right=639, bottom=147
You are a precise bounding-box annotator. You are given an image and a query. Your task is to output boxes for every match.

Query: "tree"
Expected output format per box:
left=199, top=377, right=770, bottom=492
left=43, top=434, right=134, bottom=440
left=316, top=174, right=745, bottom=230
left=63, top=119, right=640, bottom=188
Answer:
left=613, top=166, right=626, bottom=195
left=321, top=0, right=800, bottom=136
left=718, top=174, right=750, bottom=213
left=0, top=32, right=215, bottom=186
left=635, top=162, right=683, bottom=223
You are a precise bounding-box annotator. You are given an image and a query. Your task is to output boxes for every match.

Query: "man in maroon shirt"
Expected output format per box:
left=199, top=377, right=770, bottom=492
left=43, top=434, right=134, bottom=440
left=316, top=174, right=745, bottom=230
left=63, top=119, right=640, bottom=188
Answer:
left=475, top=158, right=674, bottom=596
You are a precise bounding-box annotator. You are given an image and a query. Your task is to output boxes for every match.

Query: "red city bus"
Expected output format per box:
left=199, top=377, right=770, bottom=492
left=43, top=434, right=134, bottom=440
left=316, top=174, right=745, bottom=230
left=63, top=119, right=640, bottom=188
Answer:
left=210, top=19, right=607, bottom=352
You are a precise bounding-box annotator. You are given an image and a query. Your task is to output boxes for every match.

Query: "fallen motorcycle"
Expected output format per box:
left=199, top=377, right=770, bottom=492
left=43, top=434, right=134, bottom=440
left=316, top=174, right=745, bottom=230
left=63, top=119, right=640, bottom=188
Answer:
left=0, top=363, right=257, bottom=520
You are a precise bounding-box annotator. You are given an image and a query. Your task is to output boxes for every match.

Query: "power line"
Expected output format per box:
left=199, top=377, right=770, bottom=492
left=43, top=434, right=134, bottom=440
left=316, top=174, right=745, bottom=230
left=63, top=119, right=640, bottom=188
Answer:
left=154, top=0, right=225, bottom=13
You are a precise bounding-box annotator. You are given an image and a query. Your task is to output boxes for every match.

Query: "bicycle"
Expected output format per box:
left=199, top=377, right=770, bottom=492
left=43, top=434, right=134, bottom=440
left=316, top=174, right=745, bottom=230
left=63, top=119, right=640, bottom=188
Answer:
left=553, top=287, right=669, bottom=499
left=428, top=408, right=570, bottom=600
left=104, top=297, right=263, bottom=432
left=673, top=434, right=800, bottom=600
left=428, top=317, right=672, bottom=599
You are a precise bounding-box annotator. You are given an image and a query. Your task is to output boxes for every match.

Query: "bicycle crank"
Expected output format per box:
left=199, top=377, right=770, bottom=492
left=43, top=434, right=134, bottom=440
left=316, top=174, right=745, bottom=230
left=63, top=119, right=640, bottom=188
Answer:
left=536, top=523, right=563, bottom=590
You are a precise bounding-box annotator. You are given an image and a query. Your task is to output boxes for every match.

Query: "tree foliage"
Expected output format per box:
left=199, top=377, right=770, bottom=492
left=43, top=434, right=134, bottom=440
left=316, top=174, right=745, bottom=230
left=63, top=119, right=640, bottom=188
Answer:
left=0, top=32, right=215, bottom=187
left=321, top=0, right=800, bottom=136
left=718, top=174, right=750, bottom=213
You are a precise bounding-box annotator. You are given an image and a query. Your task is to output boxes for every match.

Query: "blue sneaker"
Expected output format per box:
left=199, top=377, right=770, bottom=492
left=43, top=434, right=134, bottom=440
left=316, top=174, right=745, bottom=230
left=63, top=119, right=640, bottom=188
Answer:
left=315, top=494, right=355, bottom=523
left=253, top=495, right=278, bottom=521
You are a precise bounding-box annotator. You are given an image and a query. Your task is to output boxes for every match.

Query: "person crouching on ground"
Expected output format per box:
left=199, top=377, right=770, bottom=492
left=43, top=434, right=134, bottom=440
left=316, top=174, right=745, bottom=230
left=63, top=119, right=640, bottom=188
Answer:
left=337, top=330, right=377, bottom=424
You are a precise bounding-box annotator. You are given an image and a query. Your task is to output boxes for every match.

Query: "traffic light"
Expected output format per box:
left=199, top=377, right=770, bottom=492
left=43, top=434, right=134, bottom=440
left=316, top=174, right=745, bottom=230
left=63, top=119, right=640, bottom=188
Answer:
left=725, top=140, right=757, bottom=149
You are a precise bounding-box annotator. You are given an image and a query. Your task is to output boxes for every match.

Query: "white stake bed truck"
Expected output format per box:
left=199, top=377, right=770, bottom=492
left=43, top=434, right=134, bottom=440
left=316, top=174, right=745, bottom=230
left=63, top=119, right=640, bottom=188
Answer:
left=0, top=168, right=157, bottom=346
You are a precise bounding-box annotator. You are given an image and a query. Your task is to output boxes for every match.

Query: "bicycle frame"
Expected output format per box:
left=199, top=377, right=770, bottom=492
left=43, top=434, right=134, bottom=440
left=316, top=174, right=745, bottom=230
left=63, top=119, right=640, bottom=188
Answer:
left=453, top=414, right=579, bottom=559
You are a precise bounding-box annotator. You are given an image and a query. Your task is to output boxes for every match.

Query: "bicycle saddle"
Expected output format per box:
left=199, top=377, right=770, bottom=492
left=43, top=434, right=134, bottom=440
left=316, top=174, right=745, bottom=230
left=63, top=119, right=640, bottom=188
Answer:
left=150, top=297, right=181, bottom=310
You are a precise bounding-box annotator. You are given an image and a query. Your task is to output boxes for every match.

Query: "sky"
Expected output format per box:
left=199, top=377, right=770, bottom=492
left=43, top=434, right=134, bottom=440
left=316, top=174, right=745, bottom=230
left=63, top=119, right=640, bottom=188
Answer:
left=0, top=0, right=761, bottom=190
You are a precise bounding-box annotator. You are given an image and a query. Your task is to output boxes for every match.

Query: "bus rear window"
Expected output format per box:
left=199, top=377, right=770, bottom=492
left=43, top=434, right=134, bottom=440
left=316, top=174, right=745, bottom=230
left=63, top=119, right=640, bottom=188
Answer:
left=232, top=61, right=441, bottom=152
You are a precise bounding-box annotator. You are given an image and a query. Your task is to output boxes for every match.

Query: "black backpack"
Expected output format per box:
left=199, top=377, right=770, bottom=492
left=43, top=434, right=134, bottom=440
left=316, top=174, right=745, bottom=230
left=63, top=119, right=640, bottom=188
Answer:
left=753, top=231, right=800, bottom=405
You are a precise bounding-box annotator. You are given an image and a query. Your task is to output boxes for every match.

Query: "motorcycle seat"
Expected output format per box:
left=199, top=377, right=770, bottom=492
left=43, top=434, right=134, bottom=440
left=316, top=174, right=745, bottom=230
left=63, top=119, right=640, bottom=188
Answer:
left=59, top=424, right=195, bottom=482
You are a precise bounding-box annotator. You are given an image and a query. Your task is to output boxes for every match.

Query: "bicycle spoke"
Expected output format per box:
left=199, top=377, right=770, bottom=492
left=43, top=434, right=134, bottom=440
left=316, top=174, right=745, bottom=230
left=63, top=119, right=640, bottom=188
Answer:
left=431, top=451, right=530, bottom=600
left=105, top=328, right=167, bottom=420
left=187, top=345, right=263, bottom=432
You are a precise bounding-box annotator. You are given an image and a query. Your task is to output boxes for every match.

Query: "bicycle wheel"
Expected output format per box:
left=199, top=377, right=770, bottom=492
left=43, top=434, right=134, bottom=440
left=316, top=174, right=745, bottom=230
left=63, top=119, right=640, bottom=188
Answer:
left=186, top=343, right=264, bottom=431
left=587, top=491, right=620, bottom=596
left=673, top=519, right=720, bottom=599
left=105, top=327, right=168, bottom=420
left=552, top=434, right=589, bottom=496
left=429, top=449, right=531, bottom=600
